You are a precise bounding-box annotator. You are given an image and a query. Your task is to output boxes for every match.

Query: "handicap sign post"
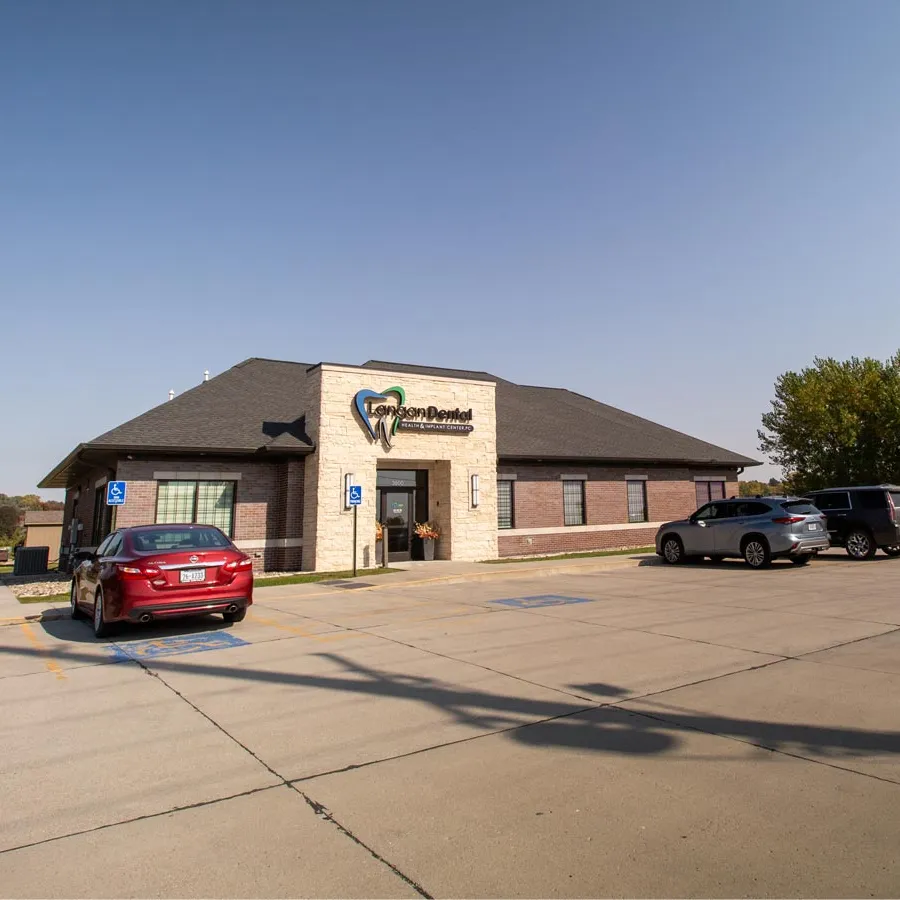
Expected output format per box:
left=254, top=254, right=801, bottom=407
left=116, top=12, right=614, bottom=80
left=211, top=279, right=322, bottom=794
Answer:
left=349, top=485, right=362, bottom=577
left=106, top=481, right=127, bottom=506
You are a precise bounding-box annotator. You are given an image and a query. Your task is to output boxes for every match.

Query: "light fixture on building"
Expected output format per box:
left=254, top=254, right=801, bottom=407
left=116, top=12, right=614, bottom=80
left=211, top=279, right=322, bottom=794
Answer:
left=344, top=473, right=355, bottom=510
left=471, top=474, right=480, bottom=508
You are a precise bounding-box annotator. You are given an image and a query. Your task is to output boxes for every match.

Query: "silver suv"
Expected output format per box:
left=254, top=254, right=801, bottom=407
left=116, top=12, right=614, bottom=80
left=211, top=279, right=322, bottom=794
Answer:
left=656, top=497, right=830, bottom=569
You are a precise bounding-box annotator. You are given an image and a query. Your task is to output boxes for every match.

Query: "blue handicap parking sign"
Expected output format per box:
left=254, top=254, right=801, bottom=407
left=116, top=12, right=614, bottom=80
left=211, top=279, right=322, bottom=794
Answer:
left=106, top=481, right=127, bottom=506
left=349, top=485, right=362, bottom=506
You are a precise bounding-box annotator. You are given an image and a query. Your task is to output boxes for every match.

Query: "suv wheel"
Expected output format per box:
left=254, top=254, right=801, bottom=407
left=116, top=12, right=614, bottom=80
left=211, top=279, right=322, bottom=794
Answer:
left=743, top=537, right=771, bottom=569
left=882, top=545, right=900, bottom=558
left=661, top=535, right=684, bottom=564
left=846, top=529, right=876, bottom=560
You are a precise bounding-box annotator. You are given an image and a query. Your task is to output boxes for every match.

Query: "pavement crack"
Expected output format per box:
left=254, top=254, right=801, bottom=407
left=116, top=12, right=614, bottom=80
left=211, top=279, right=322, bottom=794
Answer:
left=132, top=657, right=431, bottom=896
left=0, top=785, right=281, bottom=856
left=289, top=784, right=433, bottom=899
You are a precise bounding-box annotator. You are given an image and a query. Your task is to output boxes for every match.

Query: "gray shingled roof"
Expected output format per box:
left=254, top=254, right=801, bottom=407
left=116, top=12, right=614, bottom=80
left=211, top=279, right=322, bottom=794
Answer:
left=42, top=357, right=758, bottom=487
left=88, top=359, right=314, bottom=452
left=363, top=361, right=757, bottom=466
left=24, top=510, right=64, bottom=526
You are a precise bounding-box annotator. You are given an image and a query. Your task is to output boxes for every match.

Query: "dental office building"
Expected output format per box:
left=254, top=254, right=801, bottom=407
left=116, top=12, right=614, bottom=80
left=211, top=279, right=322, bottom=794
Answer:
left=40, top=359, right=758, bottom=571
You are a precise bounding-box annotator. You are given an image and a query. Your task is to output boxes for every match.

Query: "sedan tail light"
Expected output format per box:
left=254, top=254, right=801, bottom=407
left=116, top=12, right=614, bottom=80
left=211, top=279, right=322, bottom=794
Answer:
left=772, top=516, right=805, bottom=525
left=116, top=563, right=161, bottom=578
left=222, top=556, right=253, bottom=573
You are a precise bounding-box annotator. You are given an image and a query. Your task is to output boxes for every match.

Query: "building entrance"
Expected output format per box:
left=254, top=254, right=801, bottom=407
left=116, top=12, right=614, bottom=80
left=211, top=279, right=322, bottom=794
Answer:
left=376, top=469, right=429, bottom=562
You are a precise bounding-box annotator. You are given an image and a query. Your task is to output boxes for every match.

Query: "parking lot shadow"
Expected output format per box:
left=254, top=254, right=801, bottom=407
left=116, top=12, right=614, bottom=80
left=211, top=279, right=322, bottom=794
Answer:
left=3, top=641, right=899, bottom=765
left=40, top=614, right=233, bottom=644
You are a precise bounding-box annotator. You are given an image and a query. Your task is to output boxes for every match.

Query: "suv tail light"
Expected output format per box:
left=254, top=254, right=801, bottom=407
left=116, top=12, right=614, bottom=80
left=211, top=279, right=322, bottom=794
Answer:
left=116, top=563, right=161, bottom=578
left=889, top=495, right=897, bottom=522
left=772, top=516, right=805, bottom=525
left=222, top=556, right=253, bottom=573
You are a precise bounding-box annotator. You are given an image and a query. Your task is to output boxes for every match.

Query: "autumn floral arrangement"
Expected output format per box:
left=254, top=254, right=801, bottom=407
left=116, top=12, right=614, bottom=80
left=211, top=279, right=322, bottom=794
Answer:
left=375, top=521, right=384, bottom=541
left=414, top=521, right=440, bottom=541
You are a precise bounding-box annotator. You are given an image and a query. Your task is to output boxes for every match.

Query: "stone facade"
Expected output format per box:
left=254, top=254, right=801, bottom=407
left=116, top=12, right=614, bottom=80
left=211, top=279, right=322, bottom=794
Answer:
left=302, top=364, right=498, bottom=571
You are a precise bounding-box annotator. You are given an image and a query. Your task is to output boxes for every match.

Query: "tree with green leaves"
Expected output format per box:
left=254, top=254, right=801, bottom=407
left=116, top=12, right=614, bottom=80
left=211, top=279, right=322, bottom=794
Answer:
left=759, top=352, right=900, bottom=494
left=0, top=506, right=20, bottom=540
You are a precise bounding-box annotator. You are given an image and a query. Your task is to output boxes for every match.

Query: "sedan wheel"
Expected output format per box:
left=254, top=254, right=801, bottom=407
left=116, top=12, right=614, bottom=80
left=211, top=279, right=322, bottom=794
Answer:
left=70, top=581, right=85, bottom=620
left=93, top=589, right=111, bottom=639
left=846, top=530, right=875, bottom=560
left=743, top=539, right=771, bottom=569
left=662, top=536, right=684, bottom=564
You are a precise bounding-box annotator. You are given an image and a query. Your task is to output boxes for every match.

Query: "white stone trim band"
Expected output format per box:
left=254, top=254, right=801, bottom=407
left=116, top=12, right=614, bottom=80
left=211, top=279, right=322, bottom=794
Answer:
left=694, top=475, right=729, bottom=481
left=559, top=473, right=587, bottom=480
left=154, top=472, right=244, bottom=481
left=233, top=537, right=303, bottom=549
left=500, top=522, right=664, bottom=537
left=626, top=475, right=649, bottom=481
left=497, top=473, right=517, bottom=481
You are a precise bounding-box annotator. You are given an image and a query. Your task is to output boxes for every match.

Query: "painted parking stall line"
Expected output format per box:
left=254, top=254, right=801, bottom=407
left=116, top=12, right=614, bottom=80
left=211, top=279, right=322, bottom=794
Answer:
left=489, top=594, right=594, bottom=610
left=108, top=631, right=249, bottom=662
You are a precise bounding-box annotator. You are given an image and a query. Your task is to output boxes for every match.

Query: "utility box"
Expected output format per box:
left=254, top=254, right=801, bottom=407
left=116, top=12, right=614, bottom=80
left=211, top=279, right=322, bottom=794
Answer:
left=13, top=546, right=49, bottom=577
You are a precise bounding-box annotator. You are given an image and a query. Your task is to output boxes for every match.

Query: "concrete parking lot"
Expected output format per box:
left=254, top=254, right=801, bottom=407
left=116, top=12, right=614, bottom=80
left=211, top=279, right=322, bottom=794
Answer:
left=1, top=553, right=899, bottom=898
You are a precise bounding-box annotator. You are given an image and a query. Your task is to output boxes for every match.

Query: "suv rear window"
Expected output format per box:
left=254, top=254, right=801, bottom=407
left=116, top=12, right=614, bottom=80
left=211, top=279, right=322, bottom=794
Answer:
left=808, top=491, right=851, bottom=511
left=131, top=527, right=231, bottom=552
left=891, top=492, right=900, bottom=510
left=858, top=491, right=888, bottom=510
left=780, top=501, right=819, bottom=515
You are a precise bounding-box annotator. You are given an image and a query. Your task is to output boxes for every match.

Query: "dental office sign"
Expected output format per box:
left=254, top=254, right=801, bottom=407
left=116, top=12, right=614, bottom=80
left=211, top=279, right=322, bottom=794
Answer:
left=353, top=385, right=474, bottom=449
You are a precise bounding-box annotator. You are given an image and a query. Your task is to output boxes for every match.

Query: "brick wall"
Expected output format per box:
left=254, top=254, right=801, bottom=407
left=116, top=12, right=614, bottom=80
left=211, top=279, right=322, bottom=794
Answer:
left=113, top=457, right=305, bottom=572
left=496, top=464, right=739, bottom=558
left=62, top=467, right=116, bottom=548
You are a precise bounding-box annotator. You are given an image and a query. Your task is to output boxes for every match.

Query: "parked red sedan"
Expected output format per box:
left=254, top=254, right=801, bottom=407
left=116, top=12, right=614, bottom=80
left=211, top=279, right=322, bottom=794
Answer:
left=70, top=524, right=254, bottom=638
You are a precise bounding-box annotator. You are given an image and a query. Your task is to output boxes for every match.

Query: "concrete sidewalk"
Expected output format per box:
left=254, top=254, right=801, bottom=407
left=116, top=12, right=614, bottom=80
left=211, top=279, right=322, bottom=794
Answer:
left=0, top=584, right=68, bottom=626
left=252, top=551, right=658, bottom=601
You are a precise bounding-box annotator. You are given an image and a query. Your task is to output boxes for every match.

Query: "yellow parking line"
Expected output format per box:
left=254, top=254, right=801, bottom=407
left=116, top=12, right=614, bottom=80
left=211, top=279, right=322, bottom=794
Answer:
left=19, top=623, right=67, bottom=681
left=247, top=612, right=361, bottom=643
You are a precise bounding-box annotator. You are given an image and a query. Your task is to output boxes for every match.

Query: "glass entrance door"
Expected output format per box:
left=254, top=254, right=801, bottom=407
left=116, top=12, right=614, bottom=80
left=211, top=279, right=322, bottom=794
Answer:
left=381, top=489, right=414, bottom=562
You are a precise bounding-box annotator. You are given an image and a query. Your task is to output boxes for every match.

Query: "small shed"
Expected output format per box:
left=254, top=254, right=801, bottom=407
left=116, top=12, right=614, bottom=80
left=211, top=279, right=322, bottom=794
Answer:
left=23, top=510, right=64, bottom=566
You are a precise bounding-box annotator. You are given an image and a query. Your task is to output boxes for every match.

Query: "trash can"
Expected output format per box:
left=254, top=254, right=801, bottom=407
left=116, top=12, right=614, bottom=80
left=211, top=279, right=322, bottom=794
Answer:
left=13, top=546, right=50, bottom=577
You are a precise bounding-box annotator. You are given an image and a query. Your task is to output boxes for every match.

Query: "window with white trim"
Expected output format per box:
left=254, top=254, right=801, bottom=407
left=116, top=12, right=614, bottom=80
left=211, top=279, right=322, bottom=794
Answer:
left=627, top=480, right=648, bottom=523
left=563, top=480, right=586, bottom=526
left=155, top=480, right=236, bottom=536
left=497, top=480, right=514, bottom=529
left=696, top=480, right=726, bottom=507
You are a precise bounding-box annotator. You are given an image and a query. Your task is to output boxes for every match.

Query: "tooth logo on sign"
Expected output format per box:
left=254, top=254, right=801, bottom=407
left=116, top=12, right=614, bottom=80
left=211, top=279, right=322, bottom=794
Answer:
left=353, top=386, right=406, bottom=448
left=353, top=385, right=474, bottom=449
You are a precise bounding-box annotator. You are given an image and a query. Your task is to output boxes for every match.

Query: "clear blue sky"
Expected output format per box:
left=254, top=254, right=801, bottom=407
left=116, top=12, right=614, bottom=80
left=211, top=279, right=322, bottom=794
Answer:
left=4, top=0, right=900, bottom=496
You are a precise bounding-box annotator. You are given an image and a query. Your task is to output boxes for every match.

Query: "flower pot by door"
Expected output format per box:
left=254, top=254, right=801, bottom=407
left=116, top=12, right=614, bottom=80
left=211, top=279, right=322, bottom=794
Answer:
left=423, top=540, right=436, bottom=561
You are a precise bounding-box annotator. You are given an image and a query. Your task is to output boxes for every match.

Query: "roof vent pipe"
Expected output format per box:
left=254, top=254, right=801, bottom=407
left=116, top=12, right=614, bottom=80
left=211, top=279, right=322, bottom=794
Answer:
left=168, top=389, right=175, bottom=401
left=203, top=370, right=210, bottom=382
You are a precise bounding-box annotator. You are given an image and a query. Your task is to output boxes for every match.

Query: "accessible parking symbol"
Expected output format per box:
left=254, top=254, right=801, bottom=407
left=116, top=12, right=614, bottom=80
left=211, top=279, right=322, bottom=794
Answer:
left=490, top=594, right=593, bottom=609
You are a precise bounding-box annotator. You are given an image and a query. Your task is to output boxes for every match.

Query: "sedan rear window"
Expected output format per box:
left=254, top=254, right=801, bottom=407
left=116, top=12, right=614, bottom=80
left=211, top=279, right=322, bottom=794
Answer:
left=781, top=501, right=820, bottom=515
left=131, top=527, right=231, bottom=552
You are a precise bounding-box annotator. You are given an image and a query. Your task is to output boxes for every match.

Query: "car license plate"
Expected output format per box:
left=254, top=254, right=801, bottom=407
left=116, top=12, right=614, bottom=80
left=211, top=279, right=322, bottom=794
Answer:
left=808, top=523, right=819, bottom=531
left=180, top=568, right=206, bottom=583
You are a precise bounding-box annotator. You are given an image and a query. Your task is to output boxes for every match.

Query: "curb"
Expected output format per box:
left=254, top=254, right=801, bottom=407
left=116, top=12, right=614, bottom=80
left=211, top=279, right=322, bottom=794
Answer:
left=0, top=608, right=69, bottom=627
left=254, top=553, right=660, bottom=600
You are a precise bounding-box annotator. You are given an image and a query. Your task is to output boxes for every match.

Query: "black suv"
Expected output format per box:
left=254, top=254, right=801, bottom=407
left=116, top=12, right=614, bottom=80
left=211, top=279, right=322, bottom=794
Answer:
left=804, top=485, right=900, bottom=559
